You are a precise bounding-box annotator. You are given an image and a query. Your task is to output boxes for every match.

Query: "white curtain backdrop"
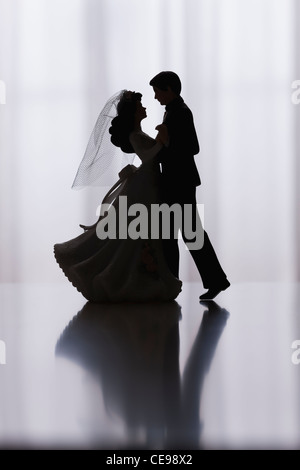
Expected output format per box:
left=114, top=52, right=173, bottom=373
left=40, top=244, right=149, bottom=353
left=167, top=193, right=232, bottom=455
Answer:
left=0, top=0, right=298, bottom=284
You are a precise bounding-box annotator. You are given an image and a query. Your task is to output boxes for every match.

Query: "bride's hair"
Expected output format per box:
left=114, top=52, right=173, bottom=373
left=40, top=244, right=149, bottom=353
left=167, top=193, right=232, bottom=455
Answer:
left=109, top=90, right=142, bottom=153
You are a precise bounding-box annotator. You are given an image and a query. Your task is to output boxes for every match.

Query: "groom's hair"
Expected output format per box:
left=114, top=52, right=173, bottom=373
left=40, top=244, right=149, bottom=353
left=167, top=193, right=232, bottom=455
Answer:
left=149, top=71, right=181, bottom=95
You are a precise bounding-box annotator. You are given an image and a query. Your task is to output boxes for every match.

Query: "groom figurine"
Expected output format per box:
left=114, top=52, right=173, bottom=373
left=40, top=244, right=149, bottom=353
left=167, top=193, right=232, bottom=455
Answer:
left=149, top=71, right=230, bottom=300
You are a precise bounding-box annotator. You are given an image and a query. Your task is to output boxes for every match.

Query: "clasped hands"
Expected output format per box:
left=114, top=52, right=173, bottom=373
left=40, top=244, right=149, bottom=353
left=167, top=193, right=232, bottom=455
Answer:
left=155, top=124, right=169, bottom=146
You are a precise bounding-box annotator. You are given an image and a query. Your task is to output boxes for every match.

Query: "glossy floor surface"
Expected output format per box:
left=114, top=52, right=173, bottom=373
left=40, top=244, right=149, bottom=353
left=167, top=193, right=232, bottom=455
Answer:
left=0, top=281, right=299, bottom=450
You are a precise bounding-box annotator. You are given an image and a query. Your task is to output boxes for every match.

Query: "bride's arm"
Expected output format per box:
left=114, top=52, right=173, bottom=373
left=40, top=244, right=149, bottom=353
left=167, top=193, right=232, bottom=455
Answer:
left=129, top=131, right=163, bottom=161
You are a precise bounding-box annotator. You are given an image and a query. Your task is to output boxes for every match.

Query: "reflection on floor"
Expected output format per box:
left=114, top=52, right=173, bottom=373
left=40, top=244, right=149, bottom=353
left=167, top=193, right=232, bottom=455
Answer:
left=0, top=281, right=299, bottom=449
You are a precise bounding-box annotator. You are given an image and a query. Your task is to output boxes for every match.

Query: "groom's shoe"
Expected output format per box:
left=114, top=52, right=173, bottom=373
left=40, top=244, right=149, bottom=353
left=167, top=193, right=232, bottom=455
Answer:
left=199, top=279, right=230, bottom=301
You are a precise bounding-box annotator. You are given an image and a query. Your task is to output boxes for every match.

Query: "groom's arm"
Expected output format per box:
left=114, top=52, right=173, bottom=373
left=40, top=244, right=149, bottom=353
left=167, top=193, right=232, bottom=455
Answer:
left=156, top=106, right=200, bottom=163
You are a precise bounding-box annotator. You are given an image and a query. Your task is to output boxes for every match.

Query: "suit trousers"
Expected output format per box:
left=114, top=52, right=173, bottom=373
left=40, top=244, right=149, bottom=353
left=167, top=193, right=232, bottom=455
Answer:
left=159, top=185, right=227, bottom=288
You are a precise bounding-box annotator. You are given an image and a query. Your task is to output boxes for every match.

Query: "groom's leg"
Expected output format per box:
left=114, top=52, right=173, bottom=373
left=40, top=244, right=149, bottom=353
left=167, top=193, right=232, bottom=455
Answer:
left=180, top=189, right=228, bottom=289
left=188, top=231, right=228, bottom=288
left=159, top=185, right=180, bottom=278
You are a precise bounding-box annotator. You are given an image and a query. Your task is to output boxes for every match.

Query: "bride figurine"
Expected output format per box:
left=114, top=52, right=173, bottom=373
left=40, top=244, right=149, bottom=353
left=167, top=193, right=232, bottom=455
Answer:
left=54, top=90, right=182, bottom=302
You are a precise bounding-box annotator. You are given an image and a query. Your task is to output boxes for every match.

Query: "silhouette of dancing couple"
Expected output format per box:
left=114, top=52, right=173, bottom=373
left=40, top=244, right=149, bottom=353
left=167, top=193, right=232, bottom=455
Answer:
left=54, top=71, right=230, bottom=303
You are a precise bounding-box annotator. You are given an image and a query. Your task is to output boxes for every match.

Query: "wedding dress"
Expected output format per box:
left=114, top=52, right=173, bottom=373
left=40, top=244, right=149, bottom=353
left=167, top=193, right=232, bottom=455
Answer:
left=54, top=130, right=182, bottom=302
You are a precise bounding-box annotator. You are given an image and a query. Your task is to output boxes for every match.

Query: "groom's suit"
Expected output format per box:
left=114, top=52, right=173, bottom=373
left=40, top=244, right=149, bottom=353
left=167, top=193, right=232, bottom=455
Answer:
left=156, top=96, right=228, bottom=289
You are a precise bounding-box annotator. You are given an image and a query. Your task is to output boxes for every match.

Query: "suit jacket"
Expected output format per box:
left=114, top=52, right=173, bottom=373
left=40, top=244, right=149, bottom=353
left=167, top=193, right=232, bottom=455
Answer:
left=156, top=96, right=201, bottom=192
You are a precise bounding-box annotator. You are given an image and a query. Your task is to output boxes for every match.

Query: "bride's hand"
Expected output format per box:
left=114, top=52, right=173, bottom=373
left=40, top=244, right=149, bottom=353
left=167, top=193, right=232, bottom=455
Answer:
left=155, top=124, right=169, bottom=145
left=79, top=223, right=96, bottom=231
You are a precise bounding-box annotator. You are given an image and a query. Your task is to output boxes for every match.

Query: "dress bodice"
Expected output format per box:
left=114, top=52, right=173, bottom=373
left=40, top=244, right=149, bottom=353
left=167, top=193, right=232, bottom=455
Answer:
left=129, top=130, right=162, bottom=163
